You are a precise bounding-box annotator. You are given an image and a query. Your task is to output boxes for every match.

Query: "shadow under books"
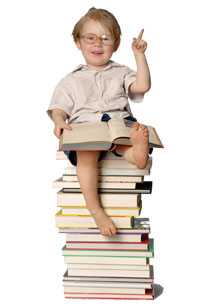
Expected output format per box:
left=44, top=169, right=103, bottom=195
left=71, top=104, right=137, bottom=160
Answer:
left=153, top=284, right=164, bottom=299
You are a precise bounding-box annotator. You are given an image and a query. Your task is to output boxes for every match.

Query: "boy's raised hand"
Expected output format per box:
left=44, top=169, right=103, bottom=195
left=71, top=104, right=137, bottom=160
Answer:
left=132, top=29, right=147, bottom=55
left=54, top=121, right=72, bottom=139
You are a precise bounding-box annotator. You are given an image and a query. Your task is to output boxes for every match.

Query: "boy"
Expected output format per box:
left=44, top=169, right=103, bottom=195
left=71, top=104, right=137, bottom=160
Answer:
left=47, top=7, right=151, bottom=236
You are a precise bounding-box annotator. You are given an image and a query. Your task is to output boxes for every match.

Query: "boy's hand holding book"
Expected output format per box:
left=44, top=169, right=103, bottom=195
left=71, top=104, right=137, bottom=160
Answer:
left=51, top=109, right=72, bottom=139
left=54, top=121, right=72, bottom=139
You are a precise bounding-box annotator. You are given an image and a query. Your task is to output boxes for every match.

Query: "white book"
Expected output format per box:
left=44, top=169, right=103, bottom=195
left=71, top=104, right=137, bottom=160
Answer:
left=67, top=268, right=150, bottom=278
left=59, top=219, right=150, bottom=234
left=62, top=245, right=153, bottom=257
left=62, top=174, right=143, bottom=182
left=53, top=177, right=136, bottom=189
left=67, top=263, right=150, bottom=270
left=65, top=232, right=147, bottom=242
left=63, top=256, right=148, bottom=266
left=64, top=292, right=153, bottom=299
left=60, top=206, right=141, bottom=216
left=66, top=241, right=148, bottom=250
left=64, top=166, right=151, bottom=176
left=63, top=280, right=152, bottom=289
left=57, top=190, right=140, bottom=207
left=63, top=285, right=146, bottom=294
left=62, top=156, right=152, bottom=170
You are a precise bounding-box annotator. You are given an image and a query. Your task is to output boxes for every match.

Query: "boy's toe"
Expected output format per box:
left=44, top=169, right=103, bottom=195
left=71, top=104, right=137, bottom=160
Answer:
left=111, top=226, right=117, bottom=235
left=101, top=228, right=107, bottom=236
left=134, top=122, right=140, bottom=130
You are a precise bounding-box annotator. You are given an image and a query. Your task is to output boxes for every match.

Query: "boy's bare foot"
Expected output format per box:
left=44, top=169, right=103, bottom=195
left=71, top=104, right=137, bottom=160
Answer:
left=124, top=122, right=149, bottom=169
left=89, top=208, right=117, bottom=236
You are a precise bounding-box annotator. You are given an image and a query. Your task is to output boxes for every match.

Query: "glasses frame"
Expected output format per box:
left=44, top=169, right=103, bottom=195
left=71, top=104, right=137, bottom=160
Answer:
left=79, top=33, right=115, bottom=46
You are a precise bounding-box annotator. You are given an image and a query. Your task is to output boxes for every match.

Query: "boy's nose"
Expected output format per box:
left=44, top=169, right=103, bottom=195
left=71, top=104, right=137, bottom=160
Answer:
left=94, top=37, right=103, bottom=46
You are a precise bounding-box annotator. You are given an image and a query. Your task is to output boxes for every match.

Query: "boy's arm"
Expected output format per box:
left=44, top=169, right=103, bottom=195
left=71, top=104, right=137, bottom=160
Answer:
left=129, top=29, right=151, bottom=95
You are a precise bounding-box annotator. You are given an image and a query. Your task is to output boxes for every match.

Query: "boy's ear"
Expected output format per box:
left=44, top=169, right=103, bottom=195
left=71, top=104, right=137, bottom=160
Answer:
left=75, top=39, right=81, bottom=49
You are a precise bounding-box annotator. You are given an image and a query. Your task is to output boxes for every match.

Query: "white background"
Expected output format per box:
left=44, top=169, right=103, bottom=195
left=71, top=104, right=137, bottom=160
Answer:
left=0, top=0, right=200, bottom=307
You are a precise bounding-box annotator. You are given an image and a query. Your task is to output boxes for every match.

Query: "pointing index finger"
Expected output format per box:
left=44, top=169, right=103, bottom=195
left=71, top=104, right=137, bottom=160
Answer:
left=137, top=29, right=144, bottom=40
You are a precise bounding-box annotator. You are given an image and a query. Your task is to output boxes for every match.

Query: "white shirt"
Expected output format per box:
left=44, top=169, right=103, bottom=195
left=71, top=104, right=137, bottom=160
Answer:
left=47, top=60, right=143, bottom=123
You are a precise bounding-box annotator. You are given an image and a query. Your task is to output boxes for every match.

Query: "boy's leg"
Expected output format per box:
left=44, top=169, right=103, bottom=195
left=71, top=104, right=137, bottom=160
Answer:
left=114, top=122, right=149, bottom=169
left=76, top=150, right=117, bottom=236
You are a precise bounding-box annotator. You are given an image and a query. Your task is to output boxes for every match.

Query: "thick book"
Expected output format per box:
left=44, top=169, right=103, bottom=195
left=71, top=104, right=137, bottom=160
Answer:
left=67, top=263, right=150, bottom=270
left=55, top=211, right=135, bottom=228
left=63, top=255, right=149, bottom=266
left=57, top=190, right=140, bottom=207
left=60, top=205, right=142, bottom=217
left=62, top=239, right=154, bottom=257
left=60, top=118, right=163, bottom=151
left=63, top=278, right=152, bottom=289
left=67, top=267, right=150, bottom=278
left=53, top=177, right=137, bottom=189
left=64, top=289, right=154, bottom=300
left=63, top=285, right=149, bottom=295
left=61, top=181, right=152, bottom=194
left=59, top=217, right=150, bottom=234
left=62, top=174, right=143, bottom=183
left=64, top=231, right=149, bottom=243
left=59, top=217, right=151, bottom=235
left=63, top=268, right=153, bottom=281
left=64, top=166, right=151, bottom=176
left=65, top=239, right=149, bottom=250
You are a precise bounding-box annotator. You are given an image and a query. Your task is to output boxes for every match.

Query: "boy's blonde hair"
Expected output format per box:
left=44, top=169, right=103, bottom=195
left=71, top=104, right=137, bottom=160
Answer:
left=72, top=7, right=121, bottom=51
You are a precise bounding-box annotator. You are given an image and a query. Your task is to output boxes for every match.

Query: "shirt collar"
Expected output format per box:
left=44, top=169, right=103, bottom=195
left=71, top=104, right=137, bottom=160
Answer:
left=71, top=60, right=122, bottom=73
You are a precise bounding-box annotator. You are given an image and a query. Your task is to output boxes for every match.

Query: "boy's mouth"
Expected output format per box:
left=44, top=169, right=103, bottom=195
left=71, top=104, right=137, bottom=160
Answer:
left=91, top=51, right=104, bottom=55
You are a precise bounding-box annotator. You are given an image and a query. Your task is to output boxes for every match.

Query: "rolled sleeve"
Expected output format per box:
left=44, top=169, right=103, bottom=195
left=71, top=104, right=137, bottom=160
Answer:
left=47, top=84, right=74, bottom=119
left=124, top=68, right=144, bottom=103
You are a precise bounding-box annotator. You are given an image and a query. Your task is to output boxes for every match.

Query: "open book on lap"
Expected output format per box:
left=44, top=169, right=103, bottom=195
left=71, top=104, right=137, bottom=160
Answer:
left=60, top=118, right=164, bottom=151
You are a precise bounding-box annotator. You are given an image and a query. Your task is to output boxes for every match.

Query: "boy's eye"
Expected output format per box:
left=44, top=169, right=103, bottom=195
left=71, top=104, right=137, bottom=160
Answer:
left=102, top=35, right=113, bottom=43
left=86, top=35, right=96, bottom=41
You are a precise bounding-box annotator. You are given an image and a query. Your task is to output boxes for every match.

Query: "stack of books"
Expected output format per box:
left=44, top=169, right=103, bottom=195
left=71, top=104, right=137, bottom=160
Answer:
left=53, top=150, right=155, bottom=300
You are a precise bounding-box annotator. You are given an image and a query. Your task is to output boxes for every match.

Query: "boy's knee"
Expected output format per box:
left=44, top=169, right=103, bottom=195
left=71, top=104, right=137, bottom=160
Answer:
left=76, top=151, right=100, bottom=165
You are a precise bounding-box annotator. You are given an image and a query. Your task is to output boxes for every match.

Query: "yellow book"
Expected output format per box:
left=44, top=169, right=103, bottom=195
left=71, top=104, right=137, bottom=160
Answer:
left=55, top=210, right=135, bottom=229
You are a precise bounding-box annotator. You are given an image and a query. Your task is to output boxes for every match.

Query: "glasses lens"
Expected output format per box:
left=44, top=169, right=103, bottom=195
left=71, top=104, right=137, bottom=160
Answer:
left=101, top=35, right=114, bottom=45
left=81, top=33, right=114, bottom=45
left=84, top=34, right=96, bottom=44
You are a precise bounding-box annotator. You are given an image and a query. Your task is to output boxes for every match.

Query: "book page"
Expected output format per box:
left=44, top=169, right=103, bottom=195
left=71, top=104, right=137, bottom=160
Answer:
left=61, top=122, right=111, bottom=144
left=108, top=119, right=163, bottom=148
left=107, top=118, right=131, bottom=145
left=147, top=126, right=164, bottom=148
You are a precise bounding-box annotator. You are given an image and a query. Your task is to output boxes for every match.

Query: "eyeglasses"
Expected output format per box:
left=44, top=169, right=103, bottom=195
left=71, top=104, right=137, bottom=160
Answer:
left=80, top=33, right=115, bottom=46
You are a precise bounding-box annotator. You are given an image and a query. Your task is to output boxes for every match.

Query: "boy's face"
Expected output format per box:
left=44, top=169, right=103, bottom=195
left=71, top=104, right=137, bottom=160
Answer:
left=76, top=19, right=115, bottom=70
